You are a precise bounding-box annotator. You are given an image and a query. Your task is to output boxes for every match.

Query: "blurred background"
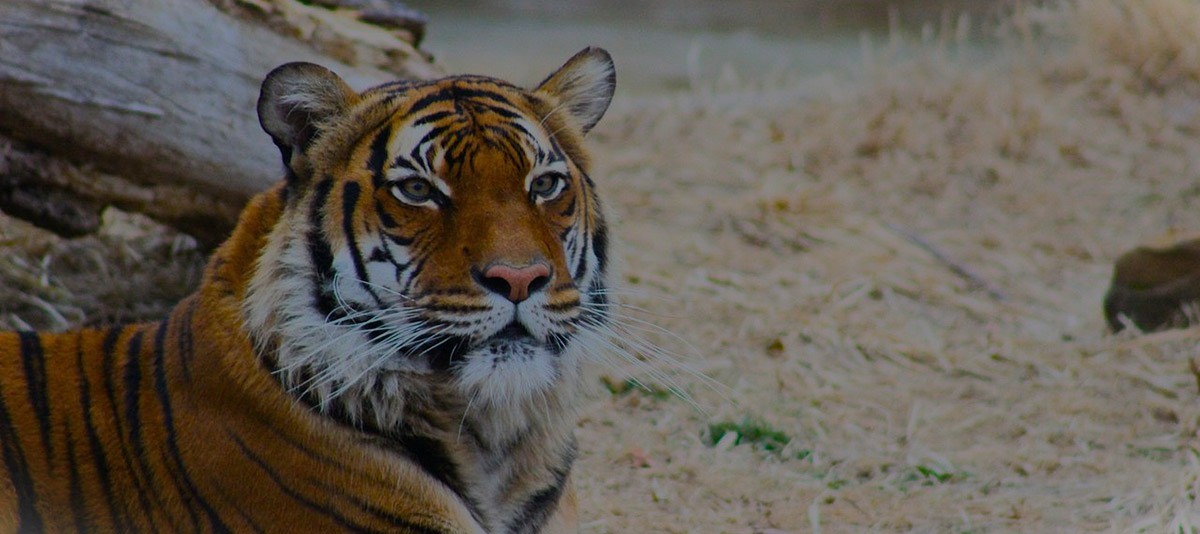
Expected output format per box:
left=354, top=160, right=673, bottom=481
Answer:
left=409, top=0, right=1009, bottom=94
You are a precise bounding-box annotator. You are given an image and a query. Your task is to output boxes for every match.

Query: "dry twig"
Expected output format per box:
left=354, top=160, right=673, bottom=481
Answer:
left=885, top=223, right=1007, bottom=301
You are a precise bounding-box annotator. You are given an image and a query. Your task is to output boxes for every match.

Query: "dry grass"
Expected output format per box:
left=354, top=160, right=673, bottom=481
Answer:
left=4, top=0, right=1200, bottom=531
left=575, top=1, right=1200, bottom=531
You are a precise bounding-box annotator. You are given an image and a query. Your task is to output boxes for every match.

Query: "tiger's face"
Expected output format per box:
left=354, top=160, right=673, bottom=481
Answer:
left=245, top=49, right=616, bottom=429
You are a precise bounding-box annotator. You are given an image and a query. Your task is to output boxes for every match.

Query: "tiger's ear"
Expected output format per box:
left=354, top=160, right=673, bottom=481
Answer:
left=534, top=47, right=616, bottom=135
left=257, top=62, right=358, bottom=174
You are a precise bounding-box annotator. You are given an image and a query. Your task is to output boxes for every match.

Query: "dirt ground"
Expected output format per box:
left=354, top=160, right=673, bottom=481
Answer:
left=3, top=1, right=1200, bottom=532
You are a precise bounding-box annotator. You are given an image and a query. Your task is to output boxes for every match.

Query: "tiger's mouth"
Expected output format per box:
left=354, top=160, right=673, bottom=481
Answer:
left=477, top=320, right=571, bottom=356
left=489, top=321, right=534, bottom=342
left=417, top=317, right=573, bottom=371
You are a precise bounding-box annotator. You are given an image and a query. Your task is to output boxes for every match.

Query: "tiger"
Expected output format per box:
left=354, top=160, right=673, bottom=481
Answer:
left=0, top=47, right=617, bottom=533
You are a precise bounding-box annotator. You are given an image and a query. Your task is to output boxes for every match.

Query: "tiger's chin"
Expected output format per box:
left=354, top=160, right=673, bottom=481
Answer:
left=452, top=327, right=577, bottom=408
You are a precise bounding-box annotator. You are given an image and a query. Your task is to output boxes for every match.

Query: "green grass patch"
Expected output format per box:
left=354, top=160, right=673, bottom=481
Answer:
left=601, top=376, right=681, bottom=401
left=892, top=465, right=968, bottom=490
left=1130, top=445, right=1175, bottom=461
left=705, top=417, right=792, bottom=455
left=825, top=478, right=848, bottom=490
left=915, top=465, right=955, bottom=483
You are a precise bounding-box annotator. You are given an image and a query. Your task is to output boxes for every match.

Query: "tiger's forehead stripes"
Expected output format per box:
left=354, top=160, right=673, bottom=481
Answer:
left=343, top=75, right=591, bottom=203
left=369, top=89, right=567, bottom=190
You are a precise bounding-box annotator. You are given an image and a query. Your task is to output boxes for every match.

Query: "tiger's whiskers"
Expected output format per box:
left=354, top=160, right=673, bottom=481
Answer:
left=572, top=299, right=729, bottom=413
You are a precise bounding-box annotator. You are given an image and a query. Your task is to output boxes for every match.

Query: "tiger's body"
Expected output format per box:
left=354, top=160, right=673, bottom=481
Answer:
left=0, top=48, right=617, bottom=533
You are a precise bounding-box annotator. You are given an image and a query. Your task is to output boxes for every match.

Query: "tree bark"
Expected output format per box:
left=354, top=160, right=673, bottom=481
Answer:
left=0, top=0, right=439, bottom=245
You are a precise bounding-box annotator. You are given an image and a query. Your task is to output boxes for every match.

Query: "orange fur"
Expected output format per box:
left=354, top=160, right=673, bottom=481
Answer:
left=0, top=190, right=478, bottom=532
left=0, top=48, right=616, bottom=533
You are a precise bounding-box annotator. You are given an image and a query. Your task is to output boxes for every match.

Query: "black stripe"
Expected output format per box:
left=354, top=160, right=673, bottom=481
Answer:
left=510, top=119, right=541, bottom=143
left=284, top=360, right=485, bottom=526
left=448, top=86, right=525, bottom=113
left=592, top=216, right=609, bottom=274
left=479, top=103, right=524, bottom=121
left=411, top=318, right=475, bottom=329
left=228, top=433, right=393, bottom=534
left=262, top=426, right=393, bottom=489
left=572, top=238, right=588, bottom=282
left=558, top=226, right=574, bottom=241
left=404, top=83, right=524, bottom=119
left=547, top=332, right=571, bottom=355
left=366, top=124, right=393, bottom=188
left=341, top=181, right=380, bottom=305
left=356, top=317, right=400, bottom=347
left=376, top=200, right=398, bottom=229
left=421, top=303, right=491, bottom=314
left=546, top=135, right=566, bottom=162
left=387, top=430, right=483, bottom=523
left=309, top=178, right=338, bottom=316
left=504, top=444, right=576, bottom=534
left=132, top=323, right=189, bottom=532
left=411, top=110, right=456, bottom=127
left=18, top=332, right=52, bottom=460
left=484, top=129, right=527, bottom=170
left=404, top=87, right=456, bottom=117
left=384, top=230, right=414, bottom=248
left=299, top=472, right=449, bottom=534
left=154, top=318, right=232, bottom=533
left=377, top=79, right=420, bottom=93
left=62, top=419, right=89, bottom=532
left=390, top=434, right=462, bottom=486
left=373, top=237, right=409, bottom=283
left=240, top=410, right=456, bottom=532
left=410, top=333, right=470, bottom=369
left=212, top=485, right=267, bottom=534
left=409, top=143, right=430, bottom=174
left=122, top=332, right=144, bottom=450
left=557, top=197, right=577, bottom=218
left=81, top=328, right=125, bottom=530
left=0, top=363, right=45, bottom=532
left=440, top=131, right=467, bottom=167
left=147, top=319, right=202, bottom=530
left=572, top=195, right=592, bottom=282
left=506, top=469, right=569, bottom=534
left=392, top=157, right=420, bottom=174
left=118, top=331, right=163, bottom=531
left=422, top=287, right=477, bottom=297
left=415, top=123, right=454, bottom=150
left=102, top=328, right=158, bottom=527
left=177, top=300, right=197, bottom=382
left=589, top=279, right=608, bottom=306
left=458, top=75, right=522, bottom=90
left=481, top=124, right=521, bottom=144
left=401, top=256, right=427, bottom=295
left=493, top=132, right=526, bottom=163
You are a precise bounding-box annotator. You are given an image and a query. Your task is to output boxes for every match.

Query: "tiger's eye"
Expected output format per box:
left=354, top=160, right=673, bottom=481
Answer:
left=393, top=177, right=434, bottom=203
left=530, top=174, right=562, bottom=198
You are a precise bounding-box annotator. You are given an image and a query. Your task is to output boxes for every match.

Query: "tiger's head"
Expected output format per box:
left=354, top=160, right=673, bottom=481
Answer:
left=243, top=49, right=616, bottom=431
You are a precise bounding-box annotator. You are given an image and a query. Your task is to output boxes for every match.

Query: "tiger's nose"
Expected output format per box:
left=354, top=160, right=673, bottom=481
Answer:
left=476, top=262, right=552, bottom=303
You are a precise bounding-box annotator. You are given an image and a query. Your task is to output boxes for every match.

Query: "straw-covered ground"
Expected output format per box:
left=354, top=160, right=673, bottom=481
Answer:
left=3, top=1, right=1200, bottom=531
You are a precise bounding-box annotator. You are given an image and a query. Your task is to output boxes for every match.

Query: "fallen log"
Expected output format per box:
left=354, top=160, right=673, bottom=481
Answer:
left=0, top=0, right=439, bottom=245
